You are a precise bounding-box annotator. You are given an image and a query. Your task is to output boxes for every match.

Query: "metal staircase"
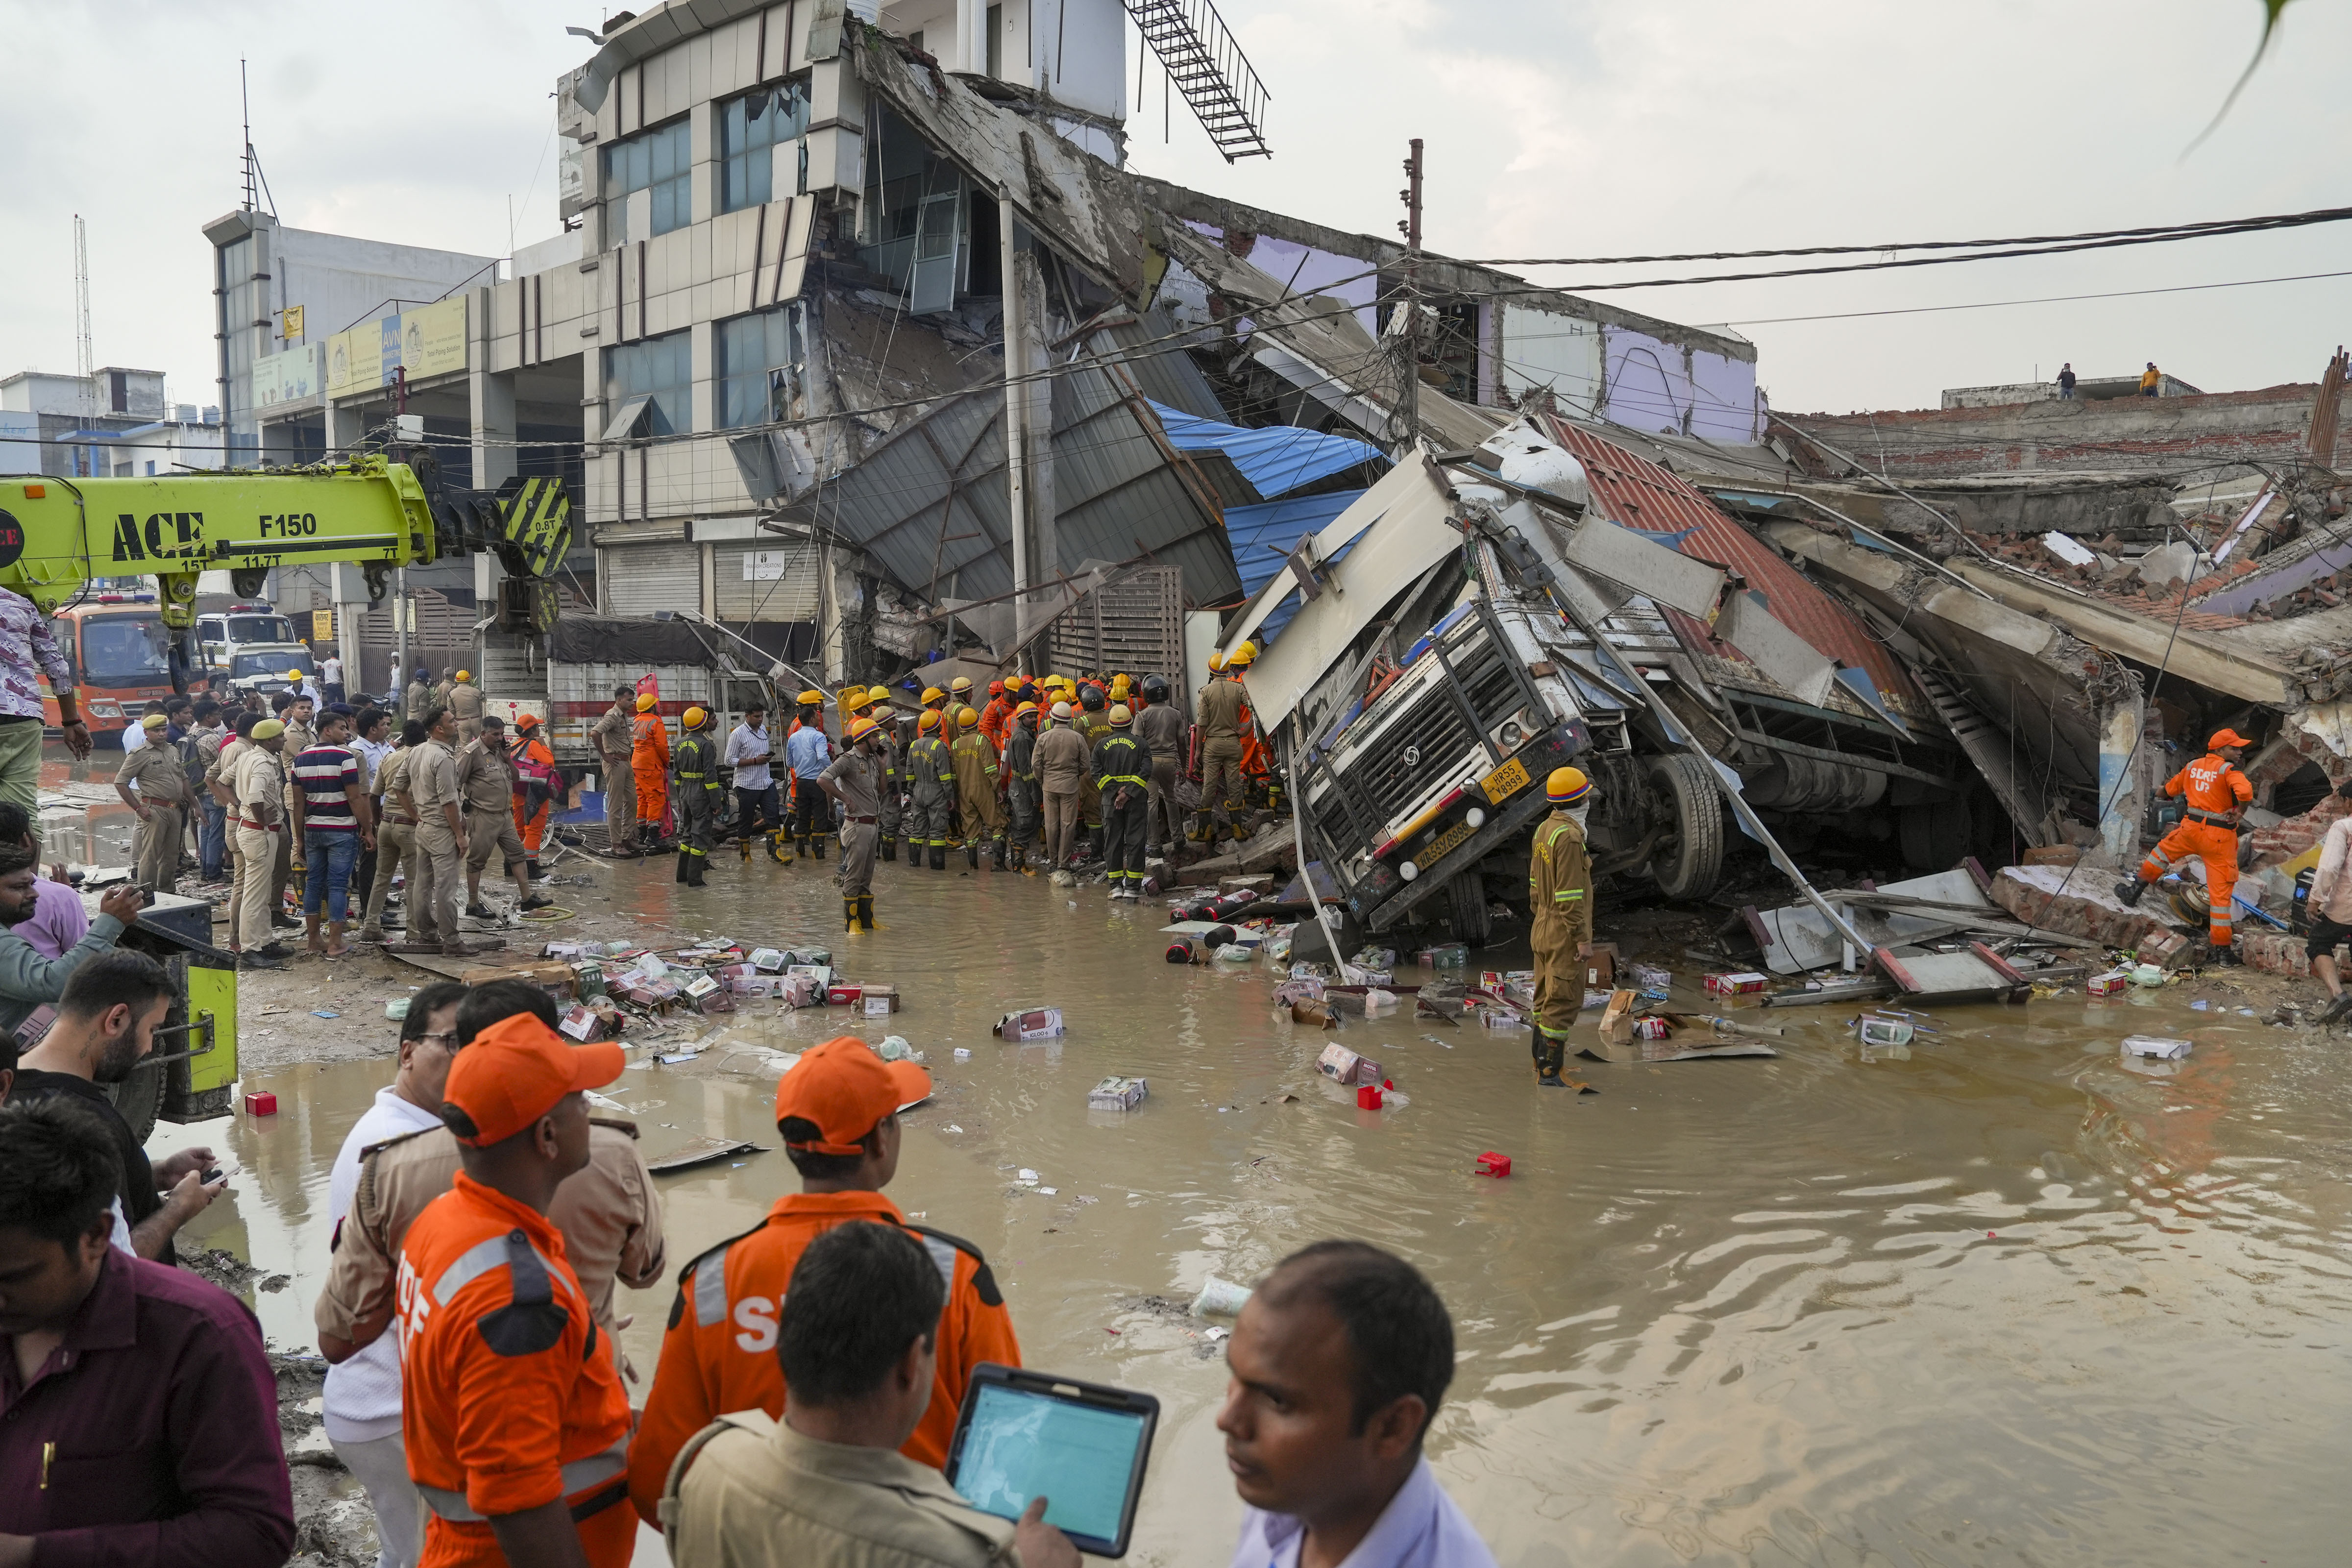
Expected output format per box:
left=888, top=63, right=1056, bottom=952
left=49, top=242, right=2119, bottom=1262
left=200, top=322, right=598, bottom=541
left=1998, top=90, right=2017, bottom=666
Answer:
left=1125, top=0, right=1272, bottom=161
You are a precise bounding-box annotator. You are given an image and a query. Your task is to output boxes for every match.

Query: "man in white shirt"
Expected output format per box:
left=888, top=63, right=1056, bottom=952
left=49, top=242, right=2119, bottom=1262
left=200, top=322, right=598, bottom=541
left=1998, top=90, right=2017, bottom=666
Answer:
left=318, top=980, right=468, bottom=1568
left=321, top=653, right=346, bottom=706
left=724, top=702, right=781, bottom=850
left=1221, top=1242, right=1497, bottom=1568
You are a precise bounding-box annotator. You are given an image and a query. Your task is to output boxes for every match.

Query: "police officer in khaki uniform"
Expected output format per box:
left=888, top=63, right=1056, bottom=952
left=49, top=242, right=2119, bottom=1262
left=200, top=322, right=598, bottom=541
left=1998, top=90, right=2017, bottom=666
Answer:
left=114, top=713, right=192, bottom=895
left=355, top=723, right=426, bottom=946
left=446, top=670, right=485, bottom=746
left=588, top=684, right=640, bottom=856
left=1527, top=766, right=1594, bottom=1088
left=313, top=983, right=667, bottom=1374
left=1195, top=647, right=1252, bottom=846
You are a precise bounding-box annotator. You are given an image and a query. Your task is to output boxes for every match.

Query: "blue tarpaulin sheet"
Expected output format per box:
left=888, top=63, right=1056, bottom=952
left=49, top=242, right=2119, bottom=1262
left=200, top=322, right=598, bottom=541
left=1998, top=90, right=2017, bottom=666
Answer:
left=1225, top=490, right=1367, bottom=645
left=1150, top=401, right=1383, bottom=499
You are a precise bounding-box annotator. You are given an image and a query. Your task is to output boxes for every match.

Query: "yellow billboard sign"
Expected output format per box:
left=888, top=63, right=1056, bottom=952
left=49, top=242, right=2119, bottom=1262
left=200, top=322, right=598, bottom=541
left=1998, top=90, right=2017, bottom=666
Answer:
left=280, top=304, right=304, bottom=342
left=324, top=296, right=469, bottom=399
left=312, top=609, right=335, bottom=642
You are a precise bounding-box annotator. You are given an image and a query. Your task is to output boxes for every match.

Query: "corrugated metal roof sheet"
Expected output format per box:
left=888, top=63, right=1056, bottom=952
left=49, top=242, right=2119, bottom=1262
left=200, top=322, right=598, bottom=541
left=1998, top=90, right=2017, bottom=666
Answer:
left=804, top=359, right=1244, bottom=611
left=1537, top=415, right=1925, bottom=720
left=1225, top=489, right=1366, bottom=644
left=1079, top=310, right=1227, bottom=421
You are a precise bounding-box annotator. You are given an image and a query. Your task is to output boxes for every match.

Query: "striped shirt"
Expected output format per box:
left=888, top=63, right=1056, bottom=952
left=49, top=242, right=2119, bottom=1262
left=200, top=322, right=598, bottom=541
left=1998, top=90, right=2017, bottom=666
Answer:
left=292, top=743, right=362, bottom=834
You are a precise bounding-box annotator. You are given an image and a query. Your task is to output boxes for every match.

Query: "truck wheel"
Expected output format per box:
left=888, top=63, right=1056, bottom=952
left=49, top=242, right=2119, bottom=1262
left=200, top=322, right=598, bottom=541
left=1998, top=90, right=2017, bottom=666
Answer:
left=103, top=1059, right=166, bottom=1145
left=1446, top=870, right=1492, bottom=948
left=1647, top=753, right=1725, bottom=901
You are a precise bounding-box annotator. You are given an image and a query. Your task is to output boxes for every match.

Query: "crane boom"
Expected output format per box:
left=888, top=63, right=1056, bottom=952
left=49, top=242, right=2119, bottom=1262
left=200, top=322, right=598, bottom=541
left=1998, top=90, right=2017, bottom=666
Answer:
left=0, top=453, right=570, bottom=690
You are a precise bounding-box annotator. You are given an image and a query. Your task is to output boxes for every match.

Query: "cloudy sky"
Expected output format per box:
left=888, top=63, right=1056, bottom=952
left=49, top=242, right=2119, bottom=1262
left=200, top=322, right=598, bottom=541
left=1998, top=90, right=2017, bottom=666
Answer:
left=4, top=0, right=2346, bottom=417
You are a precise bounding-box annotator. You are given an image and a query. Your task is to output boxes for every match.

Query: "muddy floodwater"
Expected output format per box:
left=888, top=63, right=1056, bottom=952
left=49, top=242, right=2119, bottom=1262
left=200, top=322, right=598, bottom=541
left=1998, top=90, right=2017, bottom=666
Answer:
left=121, top=823, right=2352, bottom=1566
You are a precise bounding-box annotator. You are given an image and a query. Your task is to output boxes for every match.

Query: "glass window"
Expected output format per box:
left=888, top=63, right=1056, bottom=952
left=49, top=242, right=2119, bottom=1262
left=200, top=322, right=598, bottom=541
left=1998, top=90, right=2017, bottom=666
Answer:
left=77, top=616, right=172, bottom=688
left=604, top=330, right=694, bottom=436
left=232, top=650, right=315, bottom=681
left=603, top=118, right=692, bottom=243
left=715, top=308, right=805, bottom=428
left=719, top=79, right=810, bottom=212
left=225, top=614, right=298, bottom=645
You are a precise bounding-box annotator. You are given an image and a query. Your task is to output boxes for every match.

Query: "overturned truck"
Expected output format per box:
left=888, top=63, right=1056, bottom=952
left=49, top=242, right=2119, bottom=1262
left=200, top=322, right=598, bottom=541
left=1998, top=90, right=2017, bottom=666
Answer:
left=1230, top=417, right=1974, bottom=945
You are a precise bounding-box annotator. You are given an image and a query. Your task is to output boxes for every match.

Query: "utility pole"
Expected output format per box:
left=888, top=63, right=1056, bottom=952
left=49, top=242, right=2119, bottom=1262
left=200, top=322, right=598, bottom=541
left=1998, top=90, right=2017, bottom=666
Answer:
left=72, top=215, right=93, bottom=419
left=1000, top=184, right=1028, bottom=672
left=1395, top=138, right=1423, bottom=457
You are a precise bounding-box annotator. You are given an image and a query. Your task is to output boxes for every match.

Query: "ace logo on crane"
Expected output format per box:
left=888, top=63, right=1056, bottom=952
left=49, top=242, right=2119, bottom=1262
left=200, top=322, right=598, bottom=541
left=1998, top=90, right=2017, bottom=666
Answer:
left=111, top=512, right=205, bottom=562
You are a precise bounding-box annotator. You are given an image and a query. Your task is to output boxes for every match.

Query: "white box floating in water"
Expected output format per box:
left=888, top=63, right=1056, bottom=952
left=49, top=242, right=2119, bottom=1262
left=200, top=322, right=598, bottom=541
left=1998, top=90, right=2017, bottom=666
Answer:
left=2121, top=1035, right=2192, bottom=1060
left=1088, top=1075, right=1148, bottom=1111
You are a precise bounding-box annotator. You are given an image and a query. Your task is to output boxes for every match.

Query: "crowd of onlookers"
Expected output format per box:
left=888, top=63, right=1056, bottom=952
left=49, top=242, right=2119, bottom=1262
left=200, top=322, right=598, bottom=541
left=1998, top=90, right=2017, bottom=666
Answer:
left=0, top=962, right=1500, bottom=1568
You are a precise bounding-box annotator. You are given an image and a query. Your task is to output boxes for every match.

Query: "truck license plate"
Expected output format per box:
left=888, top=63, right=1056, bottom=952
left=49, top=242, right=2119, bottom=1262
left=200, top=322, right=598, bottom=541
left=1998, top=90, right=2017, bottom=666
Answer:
left=1480, top=757, right=1530, bottom=804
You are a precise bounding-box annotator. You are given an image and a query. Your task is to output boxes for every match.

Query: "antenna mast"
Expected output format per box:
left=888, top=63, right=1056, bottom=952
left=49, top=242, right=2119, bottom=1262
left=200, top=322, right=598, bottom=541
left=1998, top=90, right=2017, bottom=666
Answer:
left=239, top=60, right=275, bottom=215
left=73, top=214, right=94, bottom=412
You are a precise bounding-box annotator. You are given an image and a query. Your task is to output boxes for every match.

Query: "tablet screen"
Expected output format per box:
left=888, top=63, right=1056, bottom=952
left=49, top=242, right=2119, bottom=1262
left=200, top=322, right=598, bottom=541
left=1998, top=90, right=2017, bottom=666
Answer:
left=953, top=1381, right=1150, bottom=1542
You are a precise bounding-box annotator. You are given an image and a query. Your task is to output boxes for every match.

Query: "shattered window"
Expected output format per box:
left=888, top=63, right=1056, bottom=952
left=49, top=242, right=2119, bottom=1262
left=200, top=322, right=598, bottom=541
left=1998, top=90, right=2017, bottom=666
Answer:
left=603, top=118, right=691, bottom=242
left=603, top=330, right=694, bottom=436
left=719, top=78, right=810, bottom=213
left=716, top=307, right=805, bottom=428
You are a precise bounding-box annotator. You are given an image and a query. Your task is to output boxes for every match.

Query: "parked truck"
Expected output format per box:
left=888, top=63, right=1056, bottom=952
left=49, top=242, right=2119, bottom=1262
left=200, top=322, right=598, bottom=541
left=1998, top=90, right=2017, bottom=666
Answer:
left=1237, top=417, right=1966, bottom=947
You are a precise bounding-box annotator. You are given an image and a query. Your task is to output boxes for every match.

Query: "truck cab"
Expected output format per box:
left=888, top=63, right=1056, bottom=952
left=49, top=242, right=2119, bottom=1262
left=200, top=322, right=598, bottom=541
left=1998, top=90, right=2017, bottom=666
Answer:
left=195, top=603, right=318, bottom=700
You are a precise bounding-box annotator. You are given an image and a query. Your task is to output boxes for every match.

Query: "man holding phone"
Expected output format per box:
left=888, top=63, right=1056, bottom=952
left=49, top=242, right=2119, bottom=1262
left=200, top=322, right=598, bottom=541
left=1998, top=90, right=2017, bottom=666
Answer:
left=628, top=1037, right=1022, bottom=1523
left=664, top=1221, right=1078, bottom=1568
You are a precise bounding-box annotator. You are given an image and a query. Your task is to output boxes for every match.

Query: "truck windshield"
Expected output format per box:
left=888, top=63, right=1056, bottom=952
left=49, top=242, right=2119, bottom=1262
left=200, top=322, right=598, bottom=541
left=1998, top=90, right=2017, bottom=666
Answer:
left=77, top=614, right=172, bottom=688
left=233, top=651, right=316, bottom=679
left=226, top=614, right=298, bottom=644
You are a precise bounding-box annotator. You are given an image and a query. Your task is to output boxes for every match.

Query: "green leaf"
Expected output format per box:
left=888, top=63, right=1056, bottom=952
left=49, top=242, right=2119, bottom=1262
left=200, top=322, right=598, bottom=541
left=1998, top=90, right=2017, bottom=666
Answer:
left=2185, top=0, right=2296, bottom=156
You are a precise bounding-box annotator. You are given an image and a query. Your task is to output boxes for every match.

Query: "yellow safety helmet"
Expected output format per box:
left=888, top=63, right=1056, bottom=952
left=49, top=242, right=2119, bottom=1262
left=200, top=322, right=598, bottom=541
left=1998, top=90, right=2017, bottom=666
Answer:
left=797, top=688, right=825, bottom=706
left=848, top=716, right=879, bottom=743
left=1109, top=703, right=1132, bottom=725
left=919, top=710, right=941, bottom=733
left=1546, top=766, right=1591, bottom=805
left=844, top=688, right=875, bottom=713
left=1208, top=652, right=1227, bottom=672
left=1110, top=674, right=1130, bottom=697
left=682, top=706, right=709, bottom=730
left=956, top=705, right=980, bottom=727
left=921, top=686, right=945, bottom=706
left=1014, top=701, right=1038, bottom=718
left=456, top=670, right=472, bottom=681
left=950, top=676, right=974, bottom=694
left=1228, top=641, right=1256, bottom=668
left=636, top=693, right=657, bottom=711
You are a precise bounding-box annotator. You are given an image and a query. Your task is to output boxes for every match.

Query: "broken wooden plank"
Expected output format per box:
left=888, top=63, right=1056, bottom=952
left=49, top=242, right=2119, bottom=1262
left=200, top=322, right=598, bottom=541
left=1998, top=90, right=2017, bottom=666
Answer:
left=646, top=1136, right=767, bottom=1175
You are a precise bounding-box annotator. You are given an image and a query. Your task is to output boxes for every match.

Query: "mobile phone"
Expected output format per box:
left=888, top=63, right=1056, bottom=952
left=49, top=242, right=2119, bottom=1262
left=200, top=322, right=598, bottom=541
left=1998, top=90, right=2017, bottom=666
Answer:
left=944, top=1364, right=1159, bottom=1556
left=200, top=1167, right=223, bottom=1184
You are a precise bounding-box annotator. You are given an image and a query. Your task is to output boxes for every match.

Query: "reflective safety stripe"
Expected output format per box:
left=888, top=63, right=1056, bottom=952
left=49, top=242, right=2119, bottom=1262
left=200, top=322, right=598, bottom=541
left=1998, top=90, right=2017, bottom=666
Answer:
left=1560, top=890, right=1583, bottom=900
left=416, top=1438, right=629, bottom=1523
left=677, top=772, right=705, bottom=779
left=692, top=1245, right=731, bottom=1327
left=920, top=1234, right=958, bottom=1294
left=433, top=1233, right=578, bottom=1308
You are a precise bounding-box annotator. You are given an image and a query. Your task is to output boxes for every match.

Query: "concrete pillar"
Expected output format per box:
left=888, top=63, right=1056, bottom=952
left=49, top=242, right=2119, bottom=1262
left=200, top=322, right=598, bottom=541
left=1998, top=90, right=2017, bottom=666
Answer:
left=326, top=396, right=368, bottom=456
left=2095, top=686, right=2149, bottom=869
left=469, top=367, right=518, bottom=677
left=329, top=563, right=369, bottom=696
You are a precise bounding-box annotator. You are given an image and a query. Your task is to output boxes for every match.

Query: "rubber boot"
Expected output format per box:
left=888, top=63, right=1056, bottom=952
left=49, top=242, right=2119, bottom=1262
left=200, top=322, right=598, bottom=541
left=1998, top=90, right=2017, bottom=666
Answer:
left=909, top=839, right=927, bottom=873
left=1543, top=1041, right=1569, bottom=1085
left=1528, top=1023, right=1547, bottom=1081
left=2207, top=941, right=2243, bottom=967
left=675, top=849, right=690, bottom=883
left=2115, top=877, right=2147, bottom=907
left=813, top=834, right=827, bottom=862
left=1089, top=825, right=1105, bottom=862
left=797, top=836, right=811, bottom=860
left=857, top=894, right=875, bottom=932
left=930, top=844, right=947, bottom=871
left=992, top=836, right=1006, bottom=871
left=843, top=896, right=858, bottom=932
left=967, top=841, right=980, bottom=870
left=882, top=836, right=897, bottom=863
left=740, top=833, right=753, bottom=861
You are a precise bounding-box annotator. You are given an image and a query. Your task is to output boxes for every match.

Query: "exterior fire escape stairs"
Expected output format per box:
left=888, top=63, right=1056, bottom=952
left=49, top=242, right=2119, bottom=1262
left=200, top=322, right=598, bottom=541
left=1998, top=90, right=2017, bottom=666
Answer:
left=1124, top=0, right=1272, bottom=160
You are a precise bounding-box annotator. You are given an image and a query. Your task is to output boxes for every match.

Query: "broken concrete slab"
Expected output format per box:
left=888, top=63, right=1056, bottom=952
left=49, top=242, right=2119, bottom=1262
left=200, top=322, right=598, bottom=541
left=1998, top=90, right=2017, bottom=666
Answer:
left=1988, top=864, right=2192, bottom=965
left=1748, top=868, right=2000, bottom=973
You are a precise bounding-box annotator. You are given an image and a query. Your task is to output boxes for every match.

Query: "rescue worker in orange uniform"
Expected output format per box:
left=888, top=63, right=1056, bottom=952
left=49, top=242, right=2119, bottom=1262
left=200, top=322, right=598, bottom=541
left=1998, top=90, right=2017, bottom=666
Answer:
left=2118, top=727, right=2255, bottom=962
left=625, top=1036, right=1022, bottom=1524
left=978, top=677, right=1018, bottom=754
left=508, top=713, right=558, bottom=874
left=393, top=1014, right=635, bottom=1568
left=631, top=692, right=670, bottom=849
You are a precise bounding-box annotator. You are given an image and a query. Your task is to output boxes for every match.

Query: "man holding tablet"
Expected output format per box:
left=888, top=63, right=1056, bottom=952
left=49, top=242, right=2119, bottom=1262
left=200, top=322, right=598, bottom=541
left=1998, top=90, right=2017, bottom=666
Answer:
left=664, top=1222, right=1078, bottom=1568
left=628, top=1037, right=1024, bottom=1523
left=1219, top=1241, right=1498, bottom=1568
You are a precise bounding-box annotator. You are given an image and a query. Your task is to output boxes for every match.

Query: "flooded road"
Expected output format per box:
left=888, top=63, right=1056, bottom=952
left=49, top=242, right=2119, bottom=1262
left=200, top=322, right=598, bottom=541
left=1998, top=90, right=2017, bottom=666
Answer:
left=128, top=834, right=2352, bottom=1566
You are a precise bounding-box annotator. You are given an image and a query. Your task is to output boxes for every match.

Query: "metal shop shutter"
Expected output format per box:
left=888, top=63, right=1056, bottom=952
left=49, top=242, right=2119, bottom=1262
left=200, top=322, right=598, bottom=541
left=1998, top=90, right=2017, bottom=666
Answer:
left=713, top=541, right=820, bottom=623
left=601, top=542, right=702, bottom=618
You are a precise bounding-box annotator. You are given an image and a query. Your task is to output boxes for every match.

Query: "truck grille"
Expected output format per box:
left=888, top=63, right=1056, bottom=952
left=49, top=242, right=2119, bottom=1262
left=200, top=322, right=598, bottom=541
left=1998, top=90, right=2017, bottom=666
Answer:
left=1310, top=623, right=1521, bottom=843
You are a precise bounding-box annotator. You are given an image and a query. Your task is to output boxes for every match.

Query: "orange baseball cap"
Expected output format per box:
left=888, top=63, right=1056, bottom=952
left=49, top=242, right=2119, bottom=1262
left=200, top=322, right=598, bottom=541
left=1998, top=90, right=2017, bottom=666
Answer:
left=773, top=1037, right=932, bottom=1155
left=2209, top=728, right=2254, bottom=750
left=442, top=1013, right=624, bottom=1146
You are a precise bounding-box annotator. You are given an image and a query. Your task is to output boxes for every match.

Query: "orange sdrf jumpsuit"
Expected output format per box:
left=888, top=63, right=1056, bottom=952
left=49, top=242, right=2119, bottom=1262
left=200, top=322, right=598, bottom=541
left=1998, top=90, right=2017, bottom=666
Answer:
left=633, top=711, right=671, bottom=835
left=510, top=726, right=557, bottom=858
left=2139, top=750, right=2253, bottom=946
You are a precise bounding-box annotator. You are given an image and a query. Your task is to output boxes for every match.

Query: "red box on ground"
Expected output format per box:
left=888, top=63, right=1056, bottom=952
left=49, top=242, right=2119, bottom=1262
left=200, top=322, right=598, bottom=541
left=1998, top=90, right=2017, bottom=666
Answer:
left=244, top=1091, right=277, bottom=1116
left=1475, top=1151, right=1512, bottom=1178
